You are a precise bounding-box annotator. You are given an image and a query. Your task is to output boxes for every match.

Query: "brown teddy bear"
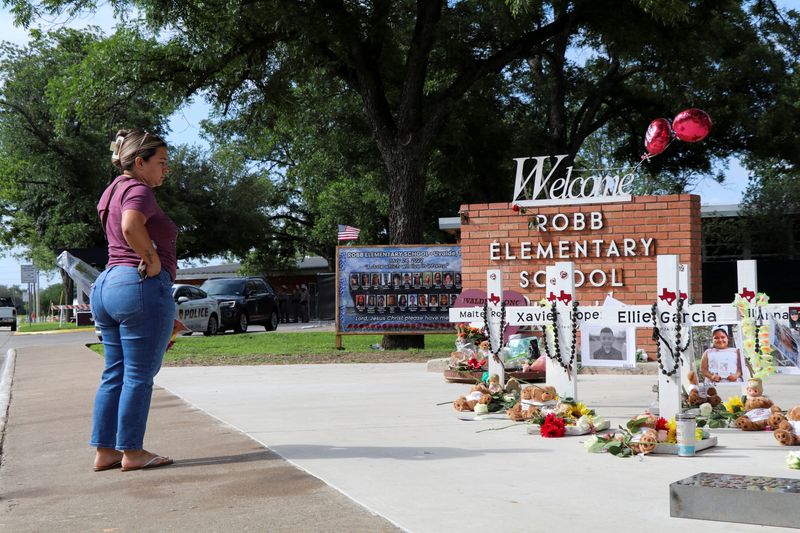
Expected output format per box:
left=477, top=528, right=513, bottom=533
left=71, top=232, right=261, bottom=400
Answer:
left=630, top=429, right=658, bottom=455
left=773, top=405, right=800, bottom=446
left=685, top=371, right=721, bottom=407
left=453, top=392, right=492, bottom=412
left=521, top=385, right=556, bottom=402
left=471, top=382, right=490, bottom=394
left=734, top=396, right=782, bottom=431
left=506, top=402, right=539, bottom=421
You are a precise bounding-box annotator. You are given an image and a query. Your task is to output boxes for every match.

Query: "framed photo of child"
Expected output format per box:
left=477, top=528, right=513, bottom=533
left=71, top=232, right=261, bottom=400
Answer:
left=581, top=325, right=635, bottom=367
left=689, top=323, right=749, bottom=395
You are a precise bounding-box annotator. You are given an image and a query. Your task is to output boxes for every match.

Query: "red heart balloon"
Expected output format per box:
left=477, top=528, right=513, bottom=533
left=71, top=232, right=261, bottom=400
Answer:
left=644, top=118, right=672, bottom=156
left=672, top=108, right=712, bottom=142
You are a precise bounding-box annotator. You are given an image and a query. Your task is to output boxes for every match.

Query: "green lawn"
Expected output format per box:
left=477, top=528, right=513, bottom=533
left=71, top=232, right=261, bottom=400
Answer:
left=88, top=331, right=454, bottom=366
left=17, top=319, right=94, bottom=333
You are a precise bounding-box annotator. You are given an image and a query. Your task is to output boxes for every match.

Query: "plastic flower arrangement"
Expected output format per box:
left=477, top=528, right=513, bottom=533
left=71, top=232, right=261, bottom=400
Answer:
left=734, top=293, right=775, bottom=379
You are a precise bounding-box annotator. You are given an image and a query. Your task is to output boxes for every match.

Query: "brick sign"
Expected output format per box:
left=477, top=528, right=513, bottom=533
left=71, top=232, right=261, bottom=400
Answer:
left=459, top=194, right=702, bottom=307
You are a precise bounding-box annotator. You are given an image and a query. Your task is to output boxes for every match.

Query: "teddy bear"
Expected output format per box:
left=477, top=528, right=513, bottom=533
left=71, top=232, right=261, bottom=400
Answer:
left=772, top=405, right=800, bottom=446
left=734, top=395, right=782, bottom=431
left=471, top=382, right=490, bottom=394
left=685, top=370, right=721, bottom=407
left=507, top=402, right=539, bottom=421
left=477, top=339, right=491, bottom=357
left=487, top=374, right=503, bottom=394
left=629, top=428, right=658, bottom=455
left=453, top=391, right=493, bottom=412
left=521, top=385, right=556, bottom=403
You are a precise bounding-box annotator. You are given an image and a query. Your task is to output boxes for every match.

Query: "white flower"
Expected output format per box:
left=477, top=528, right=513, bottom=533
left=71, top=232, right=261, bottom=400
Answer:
left=575, top=415, right=592, bottom=433
left=583, top=435, right=599, bottom=449
left=503, top=394, right=516, bottom=403
left=787, top=451, right=800, bottom=470
left=699, top=403, right=713, bottom=417
left=474, top=404, right=489, bottom=415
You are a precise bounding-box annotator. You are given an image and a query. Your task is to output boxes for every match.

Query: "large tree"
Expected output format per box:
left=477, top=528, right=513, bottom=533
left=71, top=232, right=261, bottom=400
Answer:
left=0, top=27, right=173, bottom=300
left=5, top=0, right=798, bottom=347
left=0, top=28, right=278, bottom=300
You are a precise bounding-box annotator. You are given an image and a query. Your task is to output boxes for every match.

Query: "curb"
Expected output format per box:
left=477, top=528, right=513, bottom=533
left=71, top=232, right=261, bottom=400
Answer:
left=13, top=327, right=96, bottom=336
left=0, top=348, right=17, bottom=453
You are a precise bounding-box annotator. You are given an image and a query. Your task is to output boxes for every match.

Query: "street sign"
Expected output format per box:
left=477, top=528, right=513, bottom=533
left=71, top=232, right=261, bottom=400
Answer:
left=20, top=264, right=36, bottom=283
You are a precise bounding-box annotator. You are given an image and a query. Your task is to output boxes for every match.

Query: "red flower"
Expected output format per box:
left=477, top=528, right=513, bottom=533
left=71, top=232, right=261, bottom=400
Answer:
left=540, top=414, right=566, bottom=438
left=655, top=417, right=669, bottom=431
left=512, top=204, right=520, bottom=212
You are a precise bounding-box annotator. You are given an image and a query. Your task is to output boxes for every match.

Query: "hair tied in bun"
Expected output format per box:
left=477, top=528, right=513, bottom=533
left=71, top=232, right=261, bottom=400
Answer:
left=110, top=134, right=126, bottom=162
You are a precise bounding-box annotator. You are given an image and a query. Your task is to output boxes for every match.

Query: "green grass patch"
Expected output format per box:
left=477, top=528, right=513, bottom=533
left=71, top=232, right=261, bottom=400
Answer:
left=88, top=331, right=454, bottom=366
left=18, top=320, right=94, bottom=333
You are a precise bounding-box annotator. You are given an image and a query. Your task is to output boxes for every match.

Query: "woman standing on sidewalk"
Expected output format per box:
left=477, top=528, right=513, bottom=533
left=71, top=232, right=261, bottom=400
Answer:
left=90, top=129, right=176, bottom=472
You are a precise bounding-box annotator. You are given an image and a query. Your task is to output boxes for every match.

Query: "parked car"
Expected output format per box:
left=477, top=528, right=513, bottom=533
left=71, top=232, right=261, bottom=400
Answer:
left=173, top=284, right=221, bottom=336
left=95, top=284, right=221, bottom=341
left=0, top=296, right=17, bottom=331
left=200, top=277, right=279, bottom=333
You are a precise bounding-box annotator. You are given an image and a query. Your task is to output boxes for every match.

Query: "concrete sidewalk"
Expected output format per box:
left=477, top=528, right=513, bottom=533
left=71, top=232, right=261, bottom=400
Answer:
left=0, top=345, right=397, bottom=532
left=155, top=365, right=800, bottom=533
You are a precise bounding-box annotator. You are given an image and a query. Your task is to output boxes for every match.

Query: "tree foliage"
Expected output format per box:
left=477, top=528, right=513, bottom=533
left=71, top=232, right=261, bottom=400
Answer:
left=4, top=0, right=799, bottom=347
left=0, top=27, right=281, bottom=295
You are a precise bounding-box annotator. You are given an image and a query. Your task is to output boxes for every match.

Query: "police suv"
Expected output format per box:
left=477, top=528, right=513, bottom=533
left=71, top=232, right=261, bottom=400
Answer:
left=172, top=284, right=221, bottom=336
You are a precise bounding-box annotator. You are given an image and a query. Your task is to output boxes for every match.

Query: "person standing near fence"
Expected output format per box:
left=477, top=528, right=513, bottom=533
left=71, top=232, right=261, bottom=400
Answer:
left=278, top=285, right=290, bottom=323
left=291, top=284, right=301, bottom=323
left=299, top=284, right=310, bottom=323
left=90, top=129, right=176, bottom=472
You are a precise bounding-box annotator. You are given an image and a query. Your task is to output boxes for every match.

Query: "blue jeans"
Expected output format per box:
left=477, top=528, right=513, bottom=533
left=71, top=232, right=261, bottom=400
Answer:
left=90, top=266, right=175, bottom=450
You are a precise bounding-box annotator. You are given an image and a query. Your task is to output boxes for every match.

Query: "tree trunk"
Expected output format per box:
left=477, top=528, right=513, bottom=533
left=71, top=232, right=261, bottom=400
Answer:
left=381, top=144, right=427, bottom=350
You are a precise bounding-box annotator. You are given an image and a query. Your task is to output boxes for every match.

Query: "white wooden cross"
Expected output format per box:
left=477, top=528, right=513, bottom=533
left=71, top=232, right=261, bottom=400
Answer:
left=656, top=255, right=682, bottom=419
left=544, top=262, right=577, bottom=400
left=448, top=269, right=507, bottom=384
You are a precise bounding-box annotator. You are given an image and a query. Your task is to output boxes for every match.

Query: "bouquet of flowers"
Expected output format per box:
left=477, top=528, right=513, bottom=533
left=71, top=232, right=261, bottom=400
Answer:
left=450, top=355, right=488, bottom=372
left=693, top=394, right=746, bottom=428
left=585, top=413, right=709, bottom=457
left=455, top=323, right=486, bottom=347
left=518, top=398, right=608, bottom=437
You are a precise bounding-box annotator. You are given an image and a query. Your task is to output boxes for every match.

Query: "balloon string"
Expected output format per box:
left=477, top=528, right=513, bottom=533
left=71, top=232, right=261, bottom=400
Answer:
left=635, top=138, right=676, bottom=173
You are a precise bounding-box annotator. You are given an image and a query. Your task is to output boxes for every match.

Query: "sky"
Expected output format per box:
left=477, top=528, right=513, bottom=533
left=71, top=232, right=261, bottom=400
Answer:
left=0, top=2, right=788, bottom=288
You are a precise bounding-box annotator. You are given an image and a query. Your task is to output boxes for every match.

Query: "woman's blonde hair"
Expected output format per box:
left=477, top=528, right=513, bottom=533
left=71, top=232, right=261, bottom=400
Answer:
left=110, top=129, right=167, bottom=171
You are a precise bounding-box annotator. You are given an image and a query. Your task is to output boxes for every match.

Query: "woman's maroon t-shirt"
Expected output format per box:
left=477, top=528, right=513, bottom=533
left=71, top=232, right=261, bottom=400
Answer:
left=98, top=175, right=178, bottom=281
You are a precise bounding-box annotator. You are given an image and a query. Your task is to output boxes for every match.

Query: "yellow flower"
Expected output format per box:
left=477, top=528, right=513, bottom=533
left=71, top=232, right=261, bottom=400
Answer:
left=724, top=395, right=744, bottom=413
left=571, top=402, right=590, bottom=418
left=695, top=428, right=704, bottom=441
left=667, top=417, right=677, bottom=443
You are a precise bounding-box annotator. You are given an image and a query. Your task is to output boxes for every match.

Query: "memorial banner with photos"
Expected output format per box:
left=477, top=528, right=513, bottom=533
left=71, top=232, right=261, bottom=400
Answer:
left=337, top=245, right=461, bottom=334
